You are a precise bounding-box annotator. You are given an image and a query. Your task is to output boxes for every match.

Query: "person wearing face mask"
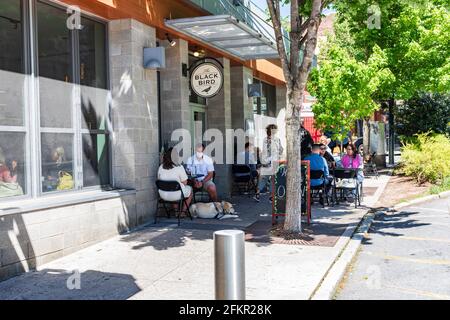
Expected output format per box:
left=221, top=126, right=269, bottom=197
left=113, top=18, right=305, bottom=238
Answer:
left=186, top=143, right=218, bottom=202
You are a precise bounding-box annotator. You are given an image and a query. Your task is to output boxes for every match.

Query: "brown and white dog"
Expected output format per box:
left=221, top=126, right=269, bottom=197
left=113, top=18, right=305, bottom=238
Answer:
left=189, top=201, right=238, bottom=219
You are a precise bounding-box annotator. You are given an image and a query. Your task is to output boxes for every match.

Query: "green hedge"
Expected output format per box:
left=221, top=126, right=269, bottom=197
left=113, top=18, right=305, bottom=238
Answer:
left=399, top=133, right=450, bottom=185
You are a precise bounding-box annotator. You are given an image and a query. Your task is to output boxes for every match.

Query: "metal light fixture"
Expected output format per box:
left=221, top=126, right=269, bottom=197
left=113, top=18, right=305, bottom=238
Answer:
left=143, top=47, right=166, bottom=69
left=166, top=33, right=176, bottom=47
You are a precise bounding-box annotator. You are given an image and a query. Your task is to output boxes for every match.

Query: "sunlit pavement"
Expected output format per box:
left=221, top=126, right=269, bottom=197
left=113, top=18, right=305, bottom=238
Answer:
left=336, top=197, right=450, bottom=300
left=0, top=174, right=391, bottom=300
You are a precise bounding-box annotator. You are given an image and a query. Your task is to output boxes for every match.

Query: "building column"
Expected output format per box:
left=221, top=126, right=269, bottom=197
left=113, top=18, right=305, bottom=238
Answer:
left=207, top=58, right=232, bottom=199
left=109, top=19, right=159, bottom=229
left=159, top=38, right=190, bottom=146
left=230, top=66, right=254, bottom=130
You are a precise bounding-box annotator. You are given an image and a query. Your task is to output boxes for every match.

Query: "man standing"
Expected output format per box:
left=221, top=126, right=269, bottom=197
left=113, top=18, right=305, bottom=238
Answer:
left=186, top=143, right=218, bottom=202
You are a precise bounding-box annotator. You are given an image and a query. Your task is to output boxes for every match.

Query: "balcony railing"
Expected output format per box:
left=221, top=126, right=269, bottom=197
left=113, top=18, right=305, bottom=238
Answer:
left=189, top=0, right=279, bottom=46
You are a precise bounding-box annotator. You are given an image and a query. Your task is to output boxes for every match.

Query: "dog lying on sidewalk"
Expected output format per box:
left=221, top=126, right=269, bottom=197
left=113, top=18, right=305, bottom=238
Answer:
left=189, top=201, right=238, bottom=220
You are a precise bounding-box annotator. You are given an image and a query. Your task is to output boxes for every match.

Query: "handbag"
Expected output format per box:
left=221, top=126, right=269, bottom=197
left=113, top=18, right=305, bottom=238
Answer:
left=57, top=171, right=74, bottom=190
left=0, top=181, right=24, bottom=198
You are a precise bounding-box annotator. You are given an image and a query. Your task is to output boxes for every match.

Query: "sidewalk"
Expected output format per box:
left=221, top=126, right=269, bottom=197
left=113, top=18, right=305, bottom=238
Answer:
left=0, top=173, right=390, bottom=300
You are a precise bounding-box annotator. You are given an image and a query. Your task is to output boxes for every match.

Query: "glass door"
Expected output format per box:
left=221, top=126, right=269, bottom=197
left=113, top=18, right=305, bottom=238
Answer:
left=191, top=105, right=206, bottom=152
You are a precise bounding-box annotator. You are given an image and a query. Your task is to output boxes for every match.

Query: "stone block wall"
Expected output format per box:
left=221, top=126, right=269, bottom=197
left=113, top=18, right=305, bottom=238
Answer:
left=109, top=19, right=159, bottom=225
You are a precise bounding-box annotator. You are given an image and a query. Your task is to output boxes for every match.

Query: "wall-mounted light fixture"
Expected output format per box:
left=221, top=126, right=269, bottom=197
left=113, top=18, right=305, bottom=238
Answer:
left=143, top=47, right=166, bottom=69
left=166, top=33, right=176, bottom=47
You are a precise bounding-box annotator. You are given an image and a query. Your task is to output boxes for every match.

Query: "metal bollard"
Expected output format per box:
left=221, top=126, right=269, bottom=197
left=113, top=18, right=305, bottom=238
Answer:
left=214, top=230, right=246, bottom=300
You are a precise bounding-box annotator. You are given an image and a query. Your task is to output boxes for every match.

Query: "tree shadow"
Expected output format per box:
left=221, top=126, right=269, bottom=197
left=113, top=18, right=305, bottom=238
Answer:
left=362, top=210, right=430, bottom=244
left=119, top=223, right=215, bottom=251
left=0, top=268, right=140, bottom=300
left=0, top=214, right=35, bottom=282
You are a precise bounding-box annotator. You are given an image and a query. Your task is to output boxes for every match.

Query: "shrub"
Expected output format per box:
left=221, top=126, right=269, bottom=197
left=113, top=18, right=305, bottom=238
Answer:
left=399, top=133, right=450, bottom=184
left=396, top=93, right=450, bottom=137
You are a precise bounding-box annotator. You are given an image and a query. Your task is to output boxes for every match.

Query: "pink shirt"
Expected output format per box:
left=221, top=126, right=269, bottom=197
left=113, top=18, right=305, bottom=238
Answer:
left=342, top=154, right=362, bottom=169
left=0, top=165, right=17, bottom=183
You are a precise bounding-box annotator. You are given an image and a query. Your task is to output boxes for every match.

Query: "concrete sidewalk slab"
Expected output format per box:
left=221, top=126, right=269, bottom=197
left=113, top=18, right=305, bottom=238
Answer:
left=0, top=174, right=391, bottom=300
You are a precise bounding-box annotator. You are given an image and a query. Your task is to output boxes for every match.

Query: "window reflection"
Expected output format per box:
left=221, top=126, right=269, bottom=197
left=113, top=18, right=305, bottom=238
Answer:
left=82, top=134, right=110, bottom=187
left=0, top=132, right=26, bottom=198
left=41, top=133, right=74, bottom=193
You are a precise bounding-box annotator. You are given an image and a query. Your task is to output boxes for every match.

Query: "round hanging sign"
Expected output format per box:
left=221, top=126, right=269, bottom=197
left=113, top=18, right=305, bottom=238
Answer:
left=190, top=62, right=223, bottom=98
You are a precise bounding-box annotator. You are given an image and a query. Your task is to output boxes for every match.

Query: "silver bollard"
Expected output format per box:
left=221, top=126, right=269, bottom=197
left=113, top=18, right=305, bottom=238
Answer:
left=214, top=230, right=246, bottom=300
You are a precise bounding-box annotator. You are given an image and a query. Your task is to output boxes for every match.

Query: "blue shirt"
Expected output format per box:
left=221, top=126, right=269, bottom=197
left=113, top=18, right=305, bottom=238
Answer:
left=304, top=153, right=329, bottom=187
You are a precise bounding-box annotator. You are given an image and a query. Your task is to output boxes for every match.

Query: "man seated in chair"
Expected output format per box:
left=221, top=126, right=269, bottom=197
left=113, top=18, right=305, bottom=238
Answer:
left=186, top=143, right=218, bottom=202
left=304, top=144, right=331, bottom=204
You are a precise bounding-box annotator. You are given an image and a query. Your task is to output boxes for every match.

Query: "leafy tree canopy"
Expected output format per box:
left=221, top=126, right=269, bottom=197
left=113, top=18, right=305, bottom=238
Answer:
left=308, top=41, right=394, bottom=141
left=332, top=0, right=450, bottom=99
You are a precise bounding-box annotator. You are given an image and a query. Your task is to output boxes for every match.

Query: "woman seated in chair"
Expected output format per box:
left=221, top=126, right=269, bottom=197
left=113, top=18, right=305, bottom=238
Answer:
left=157, top=148, right=193, bottom=211
left=341, top=144, right=364, bottom=181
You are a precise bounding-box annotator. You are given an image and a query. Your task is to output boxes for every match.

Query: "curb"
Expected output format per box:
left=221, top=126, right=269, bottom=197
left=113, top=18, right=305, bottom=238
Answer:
left=309, top=210, right=380, bottom=300
left=393, top=190, right=450, bottom=211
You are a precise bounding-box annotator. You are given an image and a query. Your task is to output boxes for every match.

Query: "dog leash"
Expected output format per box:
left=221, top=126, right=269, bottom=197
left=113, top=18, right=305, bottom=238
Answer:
left=213, top=202, right=225, bottom=219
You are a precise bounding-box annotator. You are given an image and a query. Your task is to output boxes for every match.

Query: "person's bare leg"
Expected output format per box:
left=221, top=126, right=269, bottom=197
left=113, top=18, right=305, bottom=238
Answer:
left=182, top=193, right=193, bottom=212
left=207, top=184, right=218, bottom=202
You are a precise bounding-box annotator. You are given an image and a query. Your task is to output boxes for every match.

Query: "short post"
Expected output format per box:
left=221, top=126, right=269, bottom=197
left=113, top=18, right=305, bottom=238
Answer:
left=214, top=230, right=246, bottom=300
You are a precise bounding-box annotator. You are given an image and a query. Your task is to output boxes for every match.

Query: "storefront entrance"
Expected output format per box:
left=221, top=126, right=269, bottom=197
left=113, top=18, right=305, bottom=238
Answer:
left=191, top=105, right=207, bottom=150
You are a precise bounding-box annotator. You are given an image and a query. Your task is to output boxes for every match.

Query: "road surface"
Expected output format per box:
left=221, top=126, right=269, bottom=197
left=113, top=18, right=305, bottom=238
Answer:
left=336, top=197, right=450, bottom=300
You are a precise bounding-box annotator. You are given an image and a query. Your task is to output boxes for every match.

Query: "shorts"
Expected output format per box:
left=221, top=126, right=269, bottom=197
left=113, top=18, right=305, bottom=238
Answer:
left=201, top=180, right=216, bottom=191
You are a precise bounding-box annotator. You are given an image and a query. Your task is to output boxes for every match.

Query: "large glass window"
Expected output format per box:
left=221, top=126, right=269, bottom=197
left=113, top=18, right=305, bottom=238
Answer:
left=0, top=0, right=27, bottom=199
left=252, top=79, right=276, bottom=117
left=36, top=0, right=110, bottom=193
left=79, top=17, right=107, bottom=89
left=79, top=16, right=110, bottom=189
left=1, top=0, right=110, bottom=200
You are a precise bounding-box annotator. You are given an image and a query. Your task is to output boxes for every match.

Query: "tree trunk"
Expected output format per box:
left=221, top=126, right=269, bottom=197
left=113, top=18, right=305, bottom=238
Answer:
left=283, top=88, right=302, bottom=233
left=363, top=118, right=370, bottom=159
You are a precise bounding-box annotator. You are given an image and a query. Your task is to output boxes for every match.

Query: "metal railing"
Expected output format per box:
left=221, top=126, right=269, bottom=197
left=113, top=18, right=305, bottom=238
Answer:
left=188, top=0, right=286, bottom=46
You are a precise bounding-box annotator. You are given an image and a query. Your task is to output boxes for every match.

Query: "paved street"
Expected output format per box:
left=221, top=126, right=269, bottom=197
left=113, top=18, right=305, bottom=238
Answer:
left=336, top=197, right=450, bottom=300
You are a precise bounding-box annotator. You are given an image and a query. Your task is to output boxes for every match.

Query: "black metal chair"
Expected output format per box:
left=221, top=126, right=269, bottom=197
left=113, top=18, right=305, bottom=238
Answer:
left=155, top=180, right=192, bottom=226
left=232, top=164, right=258, bottom=197
left=363, top=152, right=379, bottom=178
left=310, top=170, right=329, bottom=208
left=332, top=168, right=362, bottom=208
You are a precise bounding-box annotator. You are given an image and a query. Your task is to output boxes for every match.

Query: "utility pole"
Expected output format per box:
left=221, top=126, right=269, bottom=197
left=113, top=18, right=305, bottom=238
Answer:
left=388, top=99, right=395, bottom=166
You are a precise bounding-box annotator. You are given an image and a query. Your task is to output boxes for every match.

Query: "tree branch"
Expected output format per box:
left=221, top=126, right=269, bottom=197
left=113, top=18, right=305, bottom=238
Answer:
left=297, top=0, right=323, bottom=91
left=267, top=0, right=291, bottom=86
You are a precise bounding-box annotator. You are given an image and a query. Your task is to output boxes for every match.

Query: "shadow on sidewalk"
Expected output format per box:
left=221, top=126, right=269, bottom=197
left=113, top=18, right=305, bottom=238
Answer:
left=120, top=225, right=214, bottom=251
left=0, top=269, right=140, bottom=300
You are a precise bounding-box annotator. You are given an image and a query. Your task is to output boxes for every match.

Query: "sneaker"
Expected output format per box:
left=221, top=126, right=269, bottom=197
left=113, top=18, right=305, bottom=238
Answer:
left=253, top=194, right=260, bottom=202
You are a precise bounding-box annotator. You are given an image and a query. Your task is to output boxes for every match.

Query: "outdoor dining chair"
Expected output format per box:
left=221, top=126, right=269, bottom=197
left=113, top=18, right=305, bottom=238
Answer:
left=155, top=180, right=192, bottom=226
left=332, top=168, right=363, bottom=208
left=309, top=170, right=330, bottom=208
left=231, top=164, right=258, bottom=197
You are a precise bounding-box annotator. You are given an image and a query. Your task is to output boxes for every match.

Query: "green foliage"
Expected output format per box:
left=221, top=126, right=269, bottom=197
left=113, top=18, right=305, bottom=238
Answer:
left=308, top=41, right=393, bottom=142
left=429, top=176, right=450, bottom=194
left=399, top=133, right=450, bottom=184
left=397, top=93, right=450, bottom=137
left=333, top=0, right=450, bottom=100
